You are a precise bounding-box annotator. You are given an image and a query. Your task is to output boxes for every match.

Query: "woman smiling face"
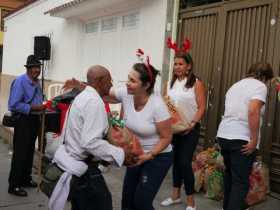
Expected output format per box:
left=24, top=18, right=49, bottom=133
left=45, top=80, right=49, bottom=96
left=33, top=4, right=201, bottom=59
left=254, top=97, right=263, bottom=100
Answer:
left=126, top=69, right=147, bottom=95
left=173, top=57, right=191, bottom=79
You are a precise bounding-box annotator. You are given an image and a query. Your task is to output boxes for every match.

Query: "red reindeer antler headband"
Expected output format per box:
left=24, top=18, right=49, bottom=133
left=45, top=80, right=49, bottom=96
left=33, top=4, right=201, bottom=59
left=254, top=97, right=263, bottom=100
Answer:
left=167, top=37, right=192, bottom=54
left=136, top=49, right=153, bottom=81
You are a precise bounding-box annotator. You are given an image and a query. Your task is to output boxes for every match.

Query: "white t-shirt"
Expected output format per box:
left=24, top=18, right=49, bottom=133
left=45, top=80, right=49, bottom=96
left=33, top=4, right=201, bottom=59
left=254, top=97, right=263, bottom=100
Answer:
left=115, top=87, right=172, bottom=153
left=167, top=78, right=198, bottom=122
left=217, top=78, right=267, bottom=148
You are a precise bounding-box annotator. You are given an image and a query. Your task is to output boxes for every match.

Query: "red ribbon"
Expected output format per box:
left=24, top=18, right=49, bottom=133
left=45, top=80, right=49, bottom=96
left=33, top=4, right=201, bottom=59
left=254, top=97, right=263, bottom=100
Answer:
left=145, top=56, right=153, bottom=82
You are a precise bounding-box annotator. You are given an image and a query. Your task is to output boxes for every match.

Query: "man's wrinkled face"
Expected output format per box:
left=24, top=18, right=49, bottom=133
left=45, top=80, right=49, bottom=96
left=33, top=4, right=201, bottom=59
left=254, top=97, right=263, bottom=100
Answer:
left=99, top=74, right=113, bottom=96
left=29, top=66, right=41, bottom=80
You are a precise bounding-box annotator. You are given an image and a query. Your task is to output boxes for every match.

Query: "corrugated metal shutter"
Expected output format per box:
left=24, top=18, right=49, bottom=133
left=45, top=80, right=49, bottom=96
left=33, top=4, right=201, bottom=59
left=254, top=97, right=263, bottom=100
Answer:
left=219, top=4, right=272, bottom=114
left=220, top=1, right=280, bottom=193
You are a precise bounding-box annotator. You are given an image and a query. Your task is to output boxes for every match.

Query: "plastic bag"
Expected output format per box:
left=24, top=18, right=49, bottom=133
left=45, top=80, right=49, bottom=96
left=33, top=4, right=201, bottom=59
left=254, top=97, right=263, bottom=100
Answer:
left=164, top=96, right=191, bottom=134
left=107, top=117, right=144, bottom=156
left=45, top=132, right=63, bottom=159
left=192, top=161, right=205, bottom=192
left=246, top=161, right=269, bottom=206
left=205, top=169, right=224, bottom=200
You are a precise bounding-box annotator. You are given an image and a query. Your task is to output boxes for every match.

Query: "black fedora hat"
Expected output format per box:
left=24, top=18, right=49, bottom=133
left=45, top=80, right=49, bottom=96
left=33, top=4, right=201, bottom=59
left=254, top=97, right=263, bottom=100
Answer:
left=24, top=55, right=42, bottom=68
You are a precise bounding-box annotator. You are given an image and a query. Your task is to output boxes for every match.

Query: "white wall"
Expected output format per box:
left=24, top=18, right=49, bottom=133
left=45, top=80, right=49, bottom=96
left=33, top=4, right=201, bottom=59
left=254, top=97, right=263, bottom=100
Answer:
left=3, top=0, right=82, bottom=81
left=3, top=0, right=168, bottom=86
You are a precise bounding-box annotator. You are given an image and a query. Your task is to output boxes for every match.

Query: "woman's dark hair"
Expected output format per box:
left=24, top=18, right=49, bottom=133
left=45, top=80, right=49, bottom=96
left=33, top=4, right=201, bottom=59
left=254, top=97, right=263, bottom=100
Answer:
left=246, top=62, right=274, bottom=82
left=133, top=63, right=160, bottom=94
left=170, top=52, right=196, bottom=89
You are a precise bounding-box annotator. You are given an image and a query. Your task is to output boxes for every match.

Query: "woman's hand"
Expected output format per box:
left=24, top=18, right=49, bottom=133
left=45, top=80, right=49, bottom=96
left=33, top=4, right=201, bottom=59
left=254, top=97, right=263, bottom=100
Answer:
left=180, top=121, right=196, bottom=135
left=136, top=152, right=154, bottom=165
left=241, top=140, right=257, bottom=155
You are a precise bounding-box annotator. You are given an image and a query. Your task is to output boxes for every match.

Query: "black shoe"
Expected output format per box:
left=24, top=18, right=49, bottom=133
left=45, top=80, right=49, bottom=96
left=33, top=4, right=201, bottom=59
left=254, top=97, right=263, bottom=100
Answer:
left=8, top=187, right=28, bottom=197
left=22, top=180, right=37, bottom=188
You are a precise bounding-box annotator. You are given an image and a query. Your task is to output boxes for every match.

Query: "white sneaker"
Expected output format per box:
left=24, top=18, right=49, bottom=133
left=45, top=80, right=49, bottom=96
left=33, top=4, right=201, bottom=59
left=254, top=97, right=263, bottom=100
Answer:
left=186, top=206, right=196, bottom=210
left=160, top=197, right=182, bottom=206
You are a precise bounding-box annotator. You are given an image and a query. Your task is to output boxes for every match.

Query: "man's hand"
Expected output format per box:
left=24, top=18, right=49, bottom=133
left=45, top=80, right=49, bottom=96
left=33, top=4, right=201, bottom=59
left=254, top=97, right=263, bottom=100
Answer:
left=31, top=104, right=46, bottom=111
left=124, top=150, right=138, bottom=166
left=241, top=140, right=257, bottom=155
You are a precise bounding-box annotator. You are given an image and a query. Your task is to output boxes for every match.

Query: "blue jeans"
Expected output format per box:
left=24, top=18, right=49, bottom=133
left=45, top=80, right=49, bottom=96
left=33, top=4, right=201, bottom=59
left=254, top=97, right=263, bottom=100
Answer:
left=121, top=152, right=173, bottom=210
left=218, top=138, right=256, bottom=210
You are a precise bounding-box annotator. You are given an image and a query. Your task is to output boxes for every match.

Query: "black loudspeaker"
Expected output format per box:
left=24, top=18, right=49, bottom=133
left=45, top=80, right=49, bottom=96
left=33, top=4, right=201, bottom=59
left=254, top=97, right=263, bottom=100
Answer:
left=34, top=36, right=51, bottom=60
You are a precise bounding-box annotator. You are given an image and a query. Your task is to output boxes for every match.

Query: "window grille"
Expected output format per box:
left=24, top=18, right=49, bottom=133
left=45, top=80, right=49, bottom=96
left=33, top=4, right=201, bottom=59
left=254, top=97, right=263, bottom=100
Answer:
left=122, top=12, right=139, bottom=28
left=101, top=17, right=117, bottom=32
left=85, top=21, right=99, bottom=33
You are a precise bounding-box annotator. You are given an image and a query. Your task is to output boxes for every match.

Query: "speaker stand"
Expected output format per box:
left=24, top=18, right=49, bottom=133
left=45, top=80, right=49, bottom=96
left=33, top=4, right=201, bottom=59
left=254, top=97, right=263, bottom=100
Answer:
left=41, top=60, right=46, bottom=101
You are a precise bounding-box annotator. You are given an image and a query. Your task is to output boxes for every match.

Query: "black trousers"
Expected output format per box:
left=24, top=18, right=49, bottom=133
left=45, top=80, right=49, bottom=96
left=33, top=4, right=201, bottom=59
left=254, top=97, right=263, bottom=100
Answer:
left=172, top=124, right=200, bottom=195
left=9, top=114, right=40, bottom=188
left=70, top=164, right=112, bottom=210
left=218, top=138, right=256, bottom=210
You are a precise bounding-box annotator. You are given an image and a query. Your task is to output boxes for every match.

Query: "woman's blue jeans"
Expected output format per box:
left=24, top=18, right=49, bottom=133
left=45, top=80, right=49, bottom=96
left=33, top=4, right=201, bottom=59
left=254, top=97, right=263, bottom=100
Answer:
left=121, top=151, right=173, bottom=210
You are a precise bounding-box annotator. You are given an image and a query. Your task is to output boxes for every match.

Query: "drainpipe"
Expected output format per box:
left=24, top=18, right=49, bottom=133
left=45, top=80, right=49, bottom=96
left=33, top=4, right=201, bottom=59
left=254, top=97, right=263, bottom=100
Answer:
left=168, top=0, right=180, bottom=80
left=161, top=0, right=180, bottom=93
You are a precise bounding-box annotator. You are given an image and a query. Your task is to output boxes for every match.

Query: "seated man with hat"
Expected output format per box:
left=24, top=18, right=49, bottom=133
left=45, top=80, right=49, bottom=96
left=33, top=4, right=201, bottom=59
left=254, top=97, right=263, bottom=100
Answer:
left=7, top=54, right=46, bottom=196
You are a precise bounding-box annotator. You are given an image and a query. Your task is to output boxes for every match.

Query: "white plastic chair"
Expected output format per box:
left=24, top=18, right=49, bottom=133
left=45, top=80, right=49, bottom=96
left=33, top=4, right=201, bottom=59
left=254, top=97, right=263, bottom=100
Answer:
left=47, top=83, right=63, bottom=100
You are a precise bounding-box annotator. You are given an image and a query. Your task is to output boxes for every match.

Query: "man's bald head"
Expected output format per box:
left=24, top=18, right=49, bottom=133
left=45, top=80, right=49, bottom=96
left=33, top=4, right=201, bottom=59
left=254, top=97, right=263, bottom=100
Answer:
left=86, top=65, right=113, bottom=96
left=87, top=65, right=110, bottom=84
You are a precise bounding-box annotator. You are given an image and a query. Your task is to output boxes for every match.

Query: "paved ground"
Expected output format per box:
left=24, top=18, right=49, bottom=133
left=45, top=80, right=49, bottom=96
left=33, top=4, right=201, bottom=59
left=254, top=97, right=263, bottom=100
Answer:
left=0, top=137, right=279, bottom=210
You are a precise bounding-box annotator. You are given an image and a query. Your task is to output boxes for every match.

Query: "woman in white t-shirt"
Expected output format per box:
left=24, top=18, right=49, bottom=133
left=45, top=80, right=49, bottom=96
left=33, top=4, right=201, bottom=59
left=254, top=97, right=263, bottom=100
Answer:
left=161, top=52, right=206, bottom=210
left=109, top=63, right=173, bottom=210
left=216, top=63, right=273, bottom=210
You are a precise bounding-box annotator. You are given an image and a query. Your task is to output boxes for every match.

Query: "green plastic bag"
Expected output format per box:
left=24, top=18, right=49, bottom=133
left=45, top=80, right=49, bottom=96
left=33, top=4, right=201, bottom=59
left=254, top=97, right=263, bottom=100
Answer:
left=206, top=170, right=224, bottom=200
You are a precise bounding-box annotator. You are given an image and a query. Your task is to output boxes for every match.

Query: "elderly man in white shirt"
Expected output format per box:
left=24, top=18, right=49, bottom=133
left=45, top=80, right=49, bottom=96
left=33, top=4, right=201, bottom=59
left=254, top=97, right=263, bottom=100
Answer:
left=49, top=65, right=136, bottom=210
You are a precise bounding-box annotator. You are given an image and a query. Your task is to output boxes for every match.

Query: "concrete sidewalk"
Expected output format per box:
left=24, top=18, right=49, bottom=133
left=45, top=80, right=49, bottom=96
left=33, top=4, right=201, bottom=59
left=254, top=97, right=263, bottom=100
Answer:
left=0, top=137, right=279, bottom=210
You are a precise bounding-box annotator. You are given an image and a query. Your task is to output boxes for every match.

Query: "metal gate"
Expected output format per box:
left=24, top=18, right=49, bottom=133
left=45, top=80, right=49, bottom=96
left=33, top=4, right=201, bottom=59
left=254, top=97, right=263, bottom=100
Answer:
left=179, top=0, right=280, bottom=193
left=178, top=7, right=219, bottom=147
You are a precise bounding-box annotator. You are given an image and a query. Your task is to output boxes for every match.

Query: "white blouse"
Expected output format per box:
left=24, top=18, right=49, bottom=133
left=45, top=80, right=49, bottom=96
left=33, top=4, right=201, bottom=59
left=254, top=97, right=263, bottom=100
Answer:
left=167, top=78, right=198, bottom=122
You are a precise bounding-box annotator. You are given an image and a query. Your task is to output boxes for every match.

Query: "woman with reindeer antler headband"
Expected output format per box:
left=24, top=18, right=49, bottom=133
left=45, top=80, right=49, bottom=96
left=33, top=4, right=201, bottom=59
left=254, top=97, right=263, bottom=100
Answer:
left=110, top=49, right=173, bottom=210
left=62, top=51, right=173, bottom=210
left=161, top=37, right=206, bottom=210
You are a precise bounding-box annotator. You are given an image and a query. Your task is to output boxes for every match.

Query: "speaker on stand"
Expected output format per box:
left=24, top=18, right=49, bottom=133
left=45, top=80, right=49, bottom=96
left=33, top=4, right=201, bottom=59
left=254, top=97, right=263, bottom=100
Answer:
left=34, top=36, right=51, bottom=100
